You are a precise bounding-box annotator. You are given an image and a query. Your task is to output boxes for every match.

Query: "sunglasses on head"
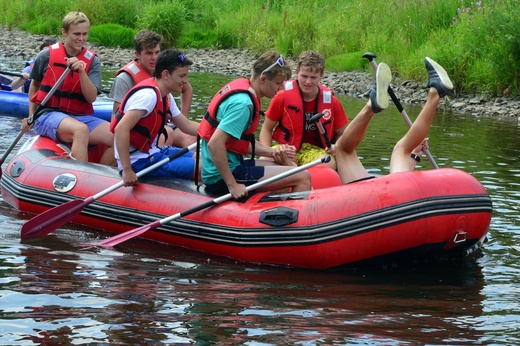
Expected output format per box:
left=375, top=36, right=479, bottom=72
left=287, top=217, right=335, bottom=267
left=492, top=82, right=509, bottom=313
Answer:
left=261, top=55, right=284, bottom=75
left=178, top=54, right=185, bottom=62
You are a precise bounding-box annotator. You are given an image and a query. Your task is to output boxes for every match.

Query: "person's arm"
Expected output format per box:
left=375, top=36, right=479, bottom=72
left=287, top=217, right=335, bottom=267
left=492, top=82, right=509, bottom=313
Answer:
left=324, top=99, right=349, bottom=155
left=168, top=94, right=198, bottom=136
left=112, top=101, right=121, bottom=117
left=20, top=79, right=41, bottom=132
left=110, top=73, right=134, bottom=116
left=261, top=93, right=284, bottom=147
left=259, top=117, right=277, bottom=147
left=66, top=57, right=98, bottom=103
left=114, top=109, right=147, bottom=186
left=325, top=124, right=347, bottom=156
left=10, top=73, right=30, bottom=90
left=27, top=79, right=40, bottom=115
left=180, top=81, right=193, bottom=116
left=170, top=112, right=199, bottom=137
left=334, top=125, right=347, bottom=140
left=207, top=129, right=248, bottom=199
left=254, top=140, right=296, bottom=166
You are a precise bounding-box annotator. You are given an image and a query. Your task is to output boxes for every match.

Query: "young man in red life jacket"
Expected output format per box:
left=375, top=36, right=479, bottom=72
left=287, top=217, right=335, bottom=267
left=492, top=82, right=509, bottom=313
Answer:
left=20, top=12, right=115, bottom=166
left=111, top=49, right=200, bottom=187
left=109, top=29, right=196, bottom=148
left=259, top=50, right=348, bottom=169
left=334, top=58, right=453, bottom=184
left=198, top=52, right=312, bottom=200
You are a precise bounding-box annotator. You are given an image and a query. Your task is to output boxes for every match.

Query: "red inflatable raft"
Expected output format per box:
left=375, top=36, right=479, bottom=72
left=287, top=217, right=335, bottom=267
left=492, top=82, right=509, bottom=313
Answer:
left=1, top=136, right=492, bottom=269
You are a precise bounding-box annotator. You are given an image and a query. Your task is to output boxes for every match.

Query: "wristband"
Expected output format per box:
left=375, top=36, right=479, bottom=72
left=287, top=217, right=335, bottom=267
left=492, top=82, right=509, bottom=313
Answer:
left=410, top=153, right=421, bottom=162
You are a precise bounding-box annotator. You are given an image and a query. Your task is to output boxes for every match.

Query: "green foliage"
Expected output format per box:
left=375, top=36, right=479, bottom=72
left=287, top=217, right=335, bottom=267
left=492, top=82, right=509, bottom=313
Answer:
left=326, top=52, right=366, bottom=72
left=74, top=0, right=140, bottom=28
left=0, top=0, right=518, bottom=96
left=88, top=24, right=137, bottom=49
left=136, top=0, right=186, bottom=48
left=1, top=0, right=31, bottom=29
left=445, top=0, right=519, bottom=95
left=178, top=27, right=217, bottom=49
left=20, top=19, right=62, bottom=35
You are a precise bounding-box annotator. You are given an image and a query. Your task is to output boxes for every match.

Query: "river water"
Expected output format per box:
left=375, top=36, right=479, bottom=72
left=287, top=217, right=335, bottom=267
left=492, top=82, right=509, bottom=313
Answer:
left=0, top=65, right=519, bottom=344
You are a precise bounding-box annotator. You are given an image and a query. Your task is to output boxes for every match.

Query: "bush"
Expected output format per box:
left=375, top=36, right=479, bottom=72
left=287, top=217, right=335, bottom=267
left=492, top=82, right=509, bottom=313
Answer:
left=75, top=0, right=140, bottom=28
left=88, top=24, right=137, bottom=49
left=326, top=52, right=366, bottom=72
left=21, top=19, right=62, bottom=35
left=0, top=0, right=518, bottom=96
left=136, top=0, right=186, bottom=48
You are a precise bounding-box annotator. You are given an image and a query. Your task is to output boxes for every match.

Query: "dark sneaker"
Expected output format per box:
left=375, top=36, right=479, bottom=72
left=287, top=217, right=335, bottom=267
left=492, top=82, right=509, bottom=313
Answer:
left=369, top=62, right=392, bottom=113
left=425, top=57, right=453, bottom=98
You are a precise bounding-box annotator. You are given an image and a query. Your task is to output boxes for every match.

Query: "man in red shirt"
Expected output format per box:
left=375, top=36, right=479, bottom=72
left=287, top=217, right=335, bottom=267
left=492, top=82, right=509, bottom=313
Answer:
left=260, top=50, right=348, bottom=169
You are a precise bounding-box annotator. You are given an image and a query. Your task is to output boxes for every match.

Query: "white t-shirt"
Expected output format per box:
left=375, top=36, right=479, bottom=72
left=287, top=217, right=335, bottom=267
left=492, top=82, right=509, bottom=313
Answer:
left=114, top=88, right=181, bottom=169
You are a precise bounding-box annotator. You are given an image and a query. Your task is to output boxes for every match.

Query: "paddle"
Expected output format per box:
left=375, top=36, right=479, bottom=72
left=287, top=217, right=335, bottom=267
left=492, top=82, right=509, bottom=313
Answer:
left=362, top=52, right=439, bottom=169
left=1, top=70, right=112, bottom=93
left=83, top=155, right=331, bottom=248
left=309, top=112, right=332, bottom=148
left=20, top=142, right=198, bottom=239
left=0, top=67, right=72, bottom=176
left=0, top=71, right=25, bottom=78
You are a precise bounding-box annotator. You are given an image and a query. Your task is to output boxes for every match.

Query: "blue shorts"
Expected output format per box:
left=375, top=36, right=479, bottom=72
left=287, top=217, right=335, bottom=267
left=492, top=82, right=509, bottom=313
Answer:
left=205, top=159, right=265, bottom=194
left=131, top=146, right=195, bottom=180
left=34, top=111, right=107, bottom=143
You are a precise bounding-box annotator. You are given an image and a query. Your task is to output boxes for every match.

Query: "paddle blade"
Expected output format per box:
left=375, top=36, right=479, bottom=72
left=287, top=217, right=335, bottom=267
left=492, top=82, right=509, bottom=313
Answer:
left=21, top=199, right=89, bottom=239
left=82, top=221, right=160, bottom=248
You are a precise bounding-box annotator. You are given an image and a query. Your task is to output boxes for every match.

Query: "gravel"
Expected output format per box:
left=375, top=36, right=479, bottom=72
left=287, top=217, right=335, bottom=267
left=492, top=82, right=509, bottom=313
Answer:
left=1, top=26, right=518, bottom=118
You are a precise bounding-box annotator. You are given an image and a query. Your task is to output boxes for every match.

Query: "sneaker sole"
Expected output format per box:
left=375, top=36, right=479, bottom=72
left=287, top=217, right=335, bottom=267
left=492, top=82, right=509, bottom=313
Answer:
left=376, top=63, right=392, bottom=110
left=425, top=57, right=453, bottom=90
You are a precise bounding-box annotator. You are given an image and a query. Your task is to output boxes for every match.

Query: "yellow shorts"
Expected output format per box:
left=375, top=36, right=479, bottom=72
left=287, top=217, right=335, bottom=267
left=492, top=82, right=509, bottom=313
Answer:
left=274, top=143, right=335, bottom=168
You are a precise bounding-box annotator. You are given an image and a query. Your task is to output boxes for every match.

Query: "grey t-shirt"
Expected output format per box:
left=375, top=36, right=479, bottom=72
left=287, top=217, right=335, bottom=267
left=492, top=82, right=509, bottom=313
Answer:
left=109, top=72, right=135, bottom=103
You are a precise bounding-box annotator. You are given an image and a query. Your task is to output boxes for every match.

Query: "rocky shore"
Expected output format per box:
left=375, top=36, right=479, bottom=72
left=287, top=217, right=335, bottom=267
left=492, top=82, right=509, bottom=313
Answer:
left=2, top=27, right=519, bottom=118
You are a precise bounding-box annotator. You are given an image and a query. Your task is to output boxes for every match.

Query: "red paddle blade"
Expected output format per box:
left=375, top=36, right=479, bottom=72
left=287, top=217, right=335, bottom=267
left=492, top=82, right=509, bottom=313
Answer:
left=81, top=221, right=160, bottom=248
left=20, top=199, right=89, bottom=239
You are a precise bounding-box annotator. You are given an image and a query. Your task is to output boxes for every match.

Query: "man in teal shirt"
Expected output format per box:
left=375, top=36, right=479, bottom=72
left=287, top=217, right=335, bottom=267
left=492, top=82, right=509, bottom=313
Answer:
left=198, top=52, right=312, bottom=199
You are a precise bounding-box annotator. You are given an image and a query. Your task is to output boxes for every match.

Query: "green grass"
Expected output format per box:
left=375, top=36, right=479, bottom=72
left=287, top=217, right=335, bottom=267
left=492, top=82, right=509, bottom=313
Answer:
left=88, top=24, right=137, bottom=49
left=0, top=0, right=517, bottom=96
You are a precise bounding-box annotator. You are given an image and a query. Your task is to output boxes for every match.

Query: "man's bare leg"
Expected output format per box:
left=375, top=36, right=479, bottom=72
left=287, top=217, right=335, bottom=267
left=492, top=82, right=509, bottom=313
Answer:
left=335, top=63, right=392, bottom=183
left=390, top=57, right=453, bottom=173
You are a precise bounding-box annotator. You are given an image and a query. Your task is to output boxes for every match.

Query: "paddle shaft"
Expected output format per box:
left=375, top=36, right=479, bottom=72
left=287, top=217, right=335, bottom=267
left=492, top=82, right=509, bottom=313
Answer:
left=86, top=155, right=330, bottom=247
left=309, top=112, right=331, bottom=148
left=20, top=142, right=198, bottom=239
left=0, top=67, right=71, bottom=166
left=1, top=70, right=111, bottom=94
left=316, top=121, right=331, bottom=148
left=363, top=53, right=439, bottom=169
left=0, top=71, right=24, bottom=78
left=92, top=142, right=197, bottom=199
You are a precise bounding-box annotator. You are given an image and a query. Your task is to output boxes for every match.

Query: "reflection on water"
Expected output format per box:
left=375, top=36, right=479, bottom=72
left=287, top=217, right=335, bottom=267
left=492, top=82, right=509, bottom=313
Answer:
left=0, top=221, right=491, bottom=344
left=0, top=57, right=519, bottom=344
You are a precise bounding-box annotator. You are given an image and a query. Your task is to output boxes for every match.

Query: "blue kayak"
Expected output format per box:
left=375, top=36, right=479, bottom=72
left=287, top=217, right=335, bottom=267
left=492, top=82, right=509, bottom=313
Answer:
left=0, top=89, right=113, bottom=121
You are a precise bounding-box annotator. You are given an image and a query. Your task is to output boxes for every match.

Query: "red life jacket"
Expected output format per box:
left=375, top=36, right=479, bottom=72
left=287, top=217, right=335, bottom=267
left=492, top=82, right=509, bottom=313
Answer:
left=31, top=42, right=96, bottom=115
left=109, top=77, right=169, bottom=153
left=272, top=80, right=335, bottom=150
left=198, top=78, right=261, bottom=156
left=116, top=60, right=151, bottom=84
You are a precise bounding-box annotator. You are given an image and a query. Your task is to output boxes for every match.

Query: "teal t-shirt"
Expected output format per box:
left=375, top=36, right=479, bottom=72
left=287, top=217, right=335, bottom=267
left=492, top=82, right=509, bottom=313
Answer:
left=201, top=93, right=254, bottom=185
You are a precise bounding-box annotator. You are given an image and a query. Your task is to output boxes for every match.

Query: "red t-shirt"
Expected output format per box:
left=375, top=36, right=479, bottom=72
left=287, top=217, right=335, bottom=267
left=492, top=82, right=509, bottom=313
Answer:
left=266, top=90, right=348, bottom=147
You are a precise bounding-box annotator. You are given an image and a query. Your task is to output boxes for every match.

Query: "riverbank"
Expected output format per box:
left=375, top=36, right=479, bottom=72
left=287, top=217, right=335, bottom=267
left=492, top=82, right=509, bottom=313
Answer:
left=1, top=27, right=519, bottom=118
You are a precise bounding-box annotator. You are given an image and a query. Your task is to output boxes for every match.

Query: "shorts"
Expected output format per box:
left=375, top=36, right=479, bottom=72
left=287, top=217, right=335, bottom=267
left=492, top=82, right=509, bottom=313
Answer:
left=296, top=143, right=328, bottom=166
left=131, top=146, right=195, bottom=180
left=34, top=111, right=107, bottom=143
left=205, top=159, right=265, bottom=194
